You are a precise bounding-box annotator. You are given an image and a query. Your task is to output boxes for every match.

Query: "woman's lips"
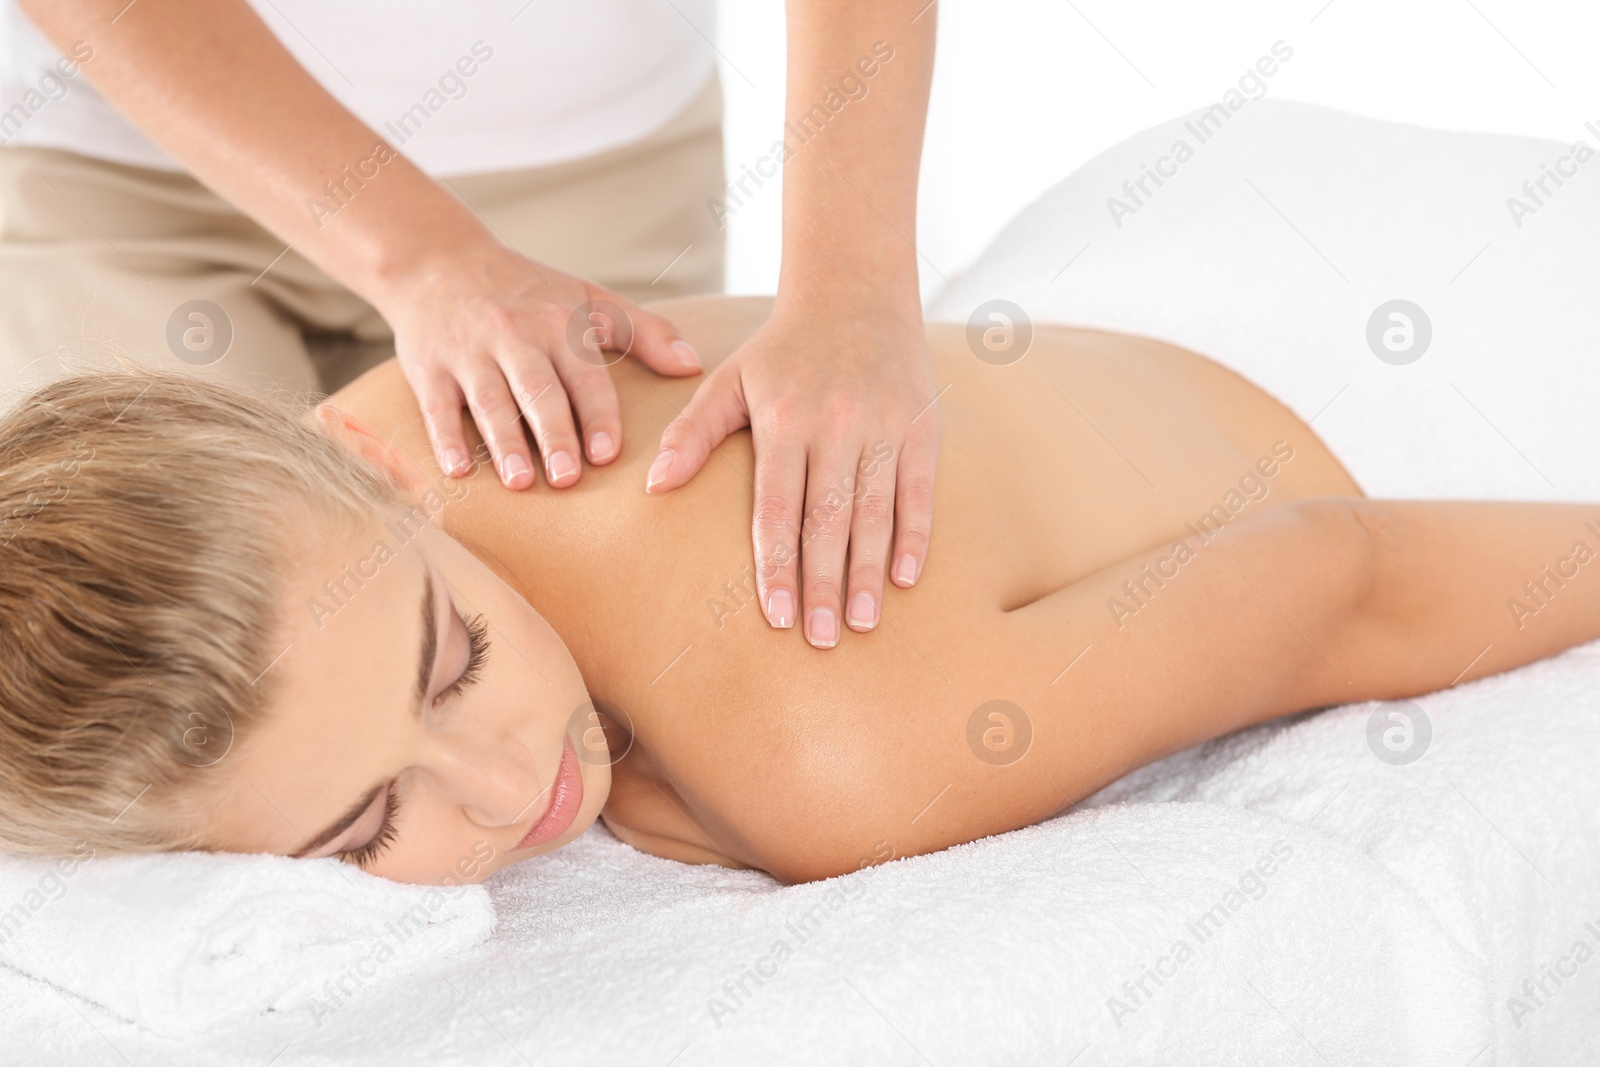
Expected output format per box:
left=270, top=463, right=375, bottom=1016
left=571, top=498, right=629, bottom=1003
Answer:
left=514, top=735, right=583, bottom=851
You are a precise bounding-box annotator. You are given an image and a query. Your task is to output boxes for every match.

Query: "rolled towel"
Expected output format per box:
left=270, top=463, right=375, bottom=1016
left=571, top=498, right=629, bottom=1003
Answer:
left=0, top=845, right=496, bottom=1037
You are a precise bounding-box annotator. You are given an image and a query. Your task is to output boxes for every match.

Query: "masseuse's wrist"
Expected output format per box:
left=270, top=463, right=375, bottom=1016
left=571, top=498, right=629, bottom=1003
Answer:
left=773, top=263, right=923, bottom=335
left=360, top=221, right=518, bottom=317
left=770, top=292, right=924, bottom=347
left=259, top=144, right=502, bottom=316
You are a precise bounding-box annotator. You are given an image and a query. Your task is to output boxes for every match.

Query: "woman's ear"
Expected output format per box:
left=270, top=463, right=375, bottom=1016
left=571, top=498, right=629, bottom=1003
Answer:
left=311, top=402, right=433, bottom=506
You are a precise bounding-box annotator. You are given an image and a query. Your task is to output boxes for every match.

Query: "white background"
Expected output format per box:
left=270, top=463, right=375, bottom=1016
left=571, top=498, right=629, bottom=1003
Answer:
left=712, top=0, right=1600, bottom=305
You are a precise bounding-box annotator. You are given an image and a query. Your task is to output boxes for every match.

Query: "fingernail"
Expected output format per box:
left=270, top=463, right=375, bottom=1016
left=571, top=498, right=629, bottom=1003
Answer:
left=766, top=589, right=795, bottom=629
left=670, top=340, right=702, bottom=370
left=501, top=453, right=531, bottom=486
left=645, top=448, right=675, bottom=492
left=846, top=591, right=877, bottom=630
left=548, top=450, right=578, bottom=485
left=893, top=554, right=920, bottom=586
left=589, top=431, right=616, bottom=463
left=807, top=607, right=838, bottom=649
left=442, top=448, right=469, bottom=477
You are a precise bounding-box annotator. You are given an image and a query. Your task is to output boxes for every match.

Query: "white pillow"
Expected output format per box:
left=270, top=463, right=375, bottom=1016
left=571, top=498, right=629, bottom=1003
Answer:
left=930, top=98, right=1600, bottom=504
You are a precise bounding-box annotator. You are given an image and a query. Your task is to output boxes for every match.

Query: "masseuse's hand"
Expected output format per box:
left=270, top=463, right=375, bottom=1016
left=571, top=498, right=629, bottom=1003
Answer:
left=18, top=0, right=708, bottom=493
left=385, top=246, right=704, bottom=490
left=646, top=297, right=939, bottom=649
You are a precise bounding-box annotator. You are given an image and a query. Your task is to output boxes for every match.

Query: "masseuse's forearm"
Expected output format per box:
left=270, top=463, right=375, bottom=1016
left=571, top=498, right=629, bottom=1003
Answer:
left=20, top=0, right=492, bottom=307
left=1343, top=499, right=1600, bottom=697
left=779, top=0, right=935, bottom=312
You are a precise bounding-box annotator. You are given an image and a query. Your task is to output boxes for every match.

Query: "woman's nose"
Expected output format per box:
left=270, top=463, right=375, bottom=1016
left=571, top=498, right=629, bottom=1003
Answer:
left=432, top=731, right=548, bottom=828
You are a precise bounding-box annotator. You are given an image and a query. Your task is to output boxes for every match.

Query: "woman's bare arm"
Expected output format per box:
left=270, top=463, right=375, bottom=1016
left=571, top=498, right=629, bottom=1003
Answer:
left=762, top=496, right=1600, bottom=883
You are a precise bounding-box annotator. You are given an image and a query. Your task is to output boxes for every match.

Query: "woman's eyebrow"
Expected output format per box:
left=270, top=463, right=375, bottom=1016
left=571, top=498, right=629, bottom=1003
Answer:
left=291, top=562, right=439, bottom=859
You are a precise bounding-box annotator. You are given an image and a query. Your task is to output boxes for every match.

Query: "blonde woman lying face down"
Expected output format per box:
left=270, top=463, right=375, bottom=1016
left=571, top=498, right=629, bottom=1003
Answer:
left=4, top=294, right=1599, bottom=887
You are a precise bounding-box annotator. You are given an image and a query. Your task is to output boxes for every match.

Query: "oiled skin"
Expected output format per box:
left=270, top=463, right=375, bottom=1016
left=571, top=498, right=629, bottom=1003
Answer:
left=328, top=295, right=1361, bottom=881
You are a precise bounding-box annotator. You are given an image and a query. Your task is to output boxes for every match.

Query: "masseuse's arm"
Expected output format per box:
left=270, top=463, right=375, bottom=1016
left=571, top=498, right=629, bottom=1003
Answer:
left=646, top=1, right=940, bottom=652
left=762, top=497, right=1600, bottom=882
left=20, top=0, right=703, bottom=490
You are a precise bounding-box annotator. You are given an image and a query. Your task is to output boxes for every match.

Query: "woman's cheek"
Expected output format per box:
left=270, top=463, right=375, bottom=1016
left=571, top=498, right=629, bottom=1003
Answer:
left=425, top=831, right=501, bottom=884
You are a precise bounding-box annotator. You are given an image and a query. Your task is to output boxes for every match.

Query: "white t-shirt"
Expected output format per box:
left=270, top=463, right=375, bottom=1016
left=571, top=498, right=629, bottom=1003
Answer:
left=0, top=0, right=717, bottom=176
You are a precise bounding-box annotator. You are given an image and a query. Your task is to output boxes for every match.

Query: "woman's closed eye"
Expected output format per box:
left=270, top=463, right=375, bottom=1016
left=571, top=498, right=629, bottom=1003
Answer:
left=337, top=784, right=399, bottom=869
left=438, top=610, right=490, bottom=706
left=337, top=611, right=491, bottom=870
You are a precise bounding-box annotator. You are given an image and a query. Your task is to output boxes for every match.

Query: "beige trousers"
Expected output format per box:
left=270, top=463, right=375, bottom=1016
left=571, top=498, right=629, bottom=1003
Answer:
left=0, top=72, right=725, bottom=405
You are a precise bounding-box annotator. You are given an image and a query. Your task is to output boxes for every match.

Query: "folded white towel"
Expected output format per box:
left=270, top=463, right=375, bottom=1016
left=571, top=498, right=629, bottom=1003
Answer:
left=0, top=846, right=495, bottom=1038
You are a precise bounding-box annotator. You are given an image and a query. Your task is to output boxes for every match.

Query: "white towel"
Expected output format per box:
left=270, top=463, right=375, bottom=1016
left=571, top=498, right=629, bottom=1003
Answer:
left=0, top=847, right=495, bottom=1038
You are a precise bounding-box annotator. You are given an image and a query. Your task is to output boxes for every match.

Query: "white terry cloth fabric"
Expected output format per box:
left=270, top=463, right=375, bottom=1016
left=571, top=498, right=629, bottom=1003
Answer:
left=0, top=848, right=495, bottom=1039
left=929, top=98, right=1600, bottom=505
left=5, top=102, right=1600, bottom=1066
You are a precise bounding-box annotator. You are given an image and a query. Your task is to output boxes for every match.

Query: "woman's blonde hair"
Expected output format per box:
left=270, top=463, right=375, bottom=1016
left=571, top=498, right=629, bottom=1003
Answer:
left=0, top=361, right=402, bottom=856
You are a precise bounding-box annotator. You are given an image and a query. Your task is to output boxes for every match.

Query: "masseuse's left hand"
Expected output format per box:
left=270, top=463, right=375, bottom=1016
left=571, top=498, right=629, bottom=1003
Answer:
left=645, top=293, right=938, bottom=649
left=647, top=0, right=940, bottom=649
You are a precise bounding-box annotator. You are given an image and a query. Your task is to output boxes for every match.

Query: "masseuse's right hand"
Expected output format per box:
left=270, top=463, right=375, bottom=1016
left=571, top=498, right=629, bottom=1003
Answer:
left=20, top=0, right=703, bottom=492
left=381, top=247, right=703, bottom=490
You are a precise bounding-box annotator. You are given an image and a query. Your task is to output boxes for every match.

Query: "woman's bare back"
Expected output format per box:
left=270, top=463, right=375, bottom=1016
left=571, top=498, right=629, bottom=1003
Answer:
left=330, top=294, right=1368, bottom=879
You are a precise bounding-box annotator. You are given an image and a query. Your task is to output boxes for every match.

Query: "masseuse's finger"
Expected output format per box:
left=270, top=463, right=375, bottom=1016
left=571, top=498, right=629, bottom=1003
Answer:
left=799, top=447, right=857, bottom=650
left=457, top=361, right=542, bottom=490
left=844, top=441, right=896, bottom=632
left=591, top=290, right=704, bottom=380
left=547, top=323, right=624, bottom=467
left=408, top=365, right=477, bottom=480
left=647, top=360, right=750, bottom=492
left=498, top=346, right=584, bottom=488
left=890, top=416, right=940, bottom=587
left=749, top=417, right=807, bottom=633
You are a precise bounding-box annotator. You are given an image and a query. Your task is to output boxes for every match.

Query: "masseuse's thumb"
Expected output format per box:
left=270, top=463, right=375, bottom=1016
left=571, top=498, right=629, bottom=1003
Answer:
left=645, top=362, right=748, bottom=494
left=605, top=295, right=703, bottom=379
